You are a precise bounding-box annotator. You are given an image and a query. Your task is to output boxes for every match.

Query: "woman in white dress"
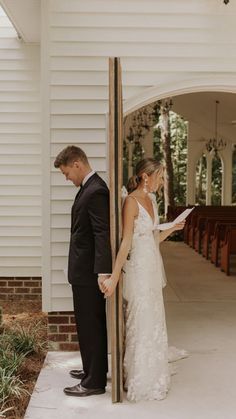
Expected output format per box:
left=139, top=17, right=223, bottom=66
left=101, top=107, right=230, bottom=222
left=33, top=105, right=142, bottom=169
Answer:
left=100, top=158, right=185, bottom=402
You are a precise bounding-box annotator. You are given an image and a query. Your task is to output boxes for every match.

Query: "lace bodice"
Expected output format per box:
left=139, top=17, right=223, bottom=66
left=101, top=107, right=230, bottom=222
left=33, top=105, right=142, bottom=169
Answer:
left=132, top=193, right=158, bottom=234
left=125, top=193, right=166, bottom=289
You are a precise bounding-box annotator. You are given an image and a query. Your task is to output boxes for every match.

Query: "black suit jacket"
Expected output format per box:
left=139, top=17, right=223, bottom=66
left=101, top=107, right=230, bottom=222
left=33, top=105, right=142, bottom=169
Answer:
left=68, top=173, right=112, bottom=286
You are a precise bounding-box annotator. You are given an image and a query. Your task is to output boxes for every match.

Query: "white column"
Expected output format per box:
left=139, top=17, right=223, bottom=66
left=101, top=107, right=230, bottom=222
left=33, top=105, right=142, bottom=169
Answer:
left=186, top=160, right=196, bottom=205
left=206, top=153, right=212, bottom=205
left=221, top=144, right=233, bottom=205
left=41, top=0, right=52, bottom=311
left=186, top=124, right=197, bottom=205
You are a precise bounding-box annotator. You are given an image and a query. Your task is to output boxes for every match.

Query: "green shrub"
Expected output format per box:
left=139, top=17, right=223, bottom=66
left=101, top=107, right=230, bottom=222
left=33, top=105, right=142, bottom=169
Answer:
left=0, top=343, right=26, bottom=376
left=0, top=319, right=47, bottom=416
left=0, top=368, right=28, bottom=412
left=7, top=321, right=48, bottom=356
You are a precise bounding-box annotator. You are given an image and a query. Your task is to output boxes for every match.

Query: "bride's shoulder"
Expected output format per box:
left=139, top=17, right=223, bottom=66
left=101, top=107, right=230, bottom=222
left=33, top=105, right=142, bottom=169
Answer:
left=121, top=186, right=136, bottom=208
left=124, top=194, right=137, bottom=205
left=123, top=194, right=139, bottom=214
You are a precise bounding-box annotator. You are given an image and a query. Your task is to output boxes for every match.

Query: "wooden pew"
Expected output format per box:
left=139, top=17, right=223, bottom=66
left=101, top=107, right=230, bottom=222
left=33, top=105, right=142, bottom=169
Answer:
left=211, top=222, right=236, bottom=267
left=187, top=207, right=236, bottom=248
left=177, top=205, right=235, bottom=245
left=220, top=227, right=236, bottom=275
left=202, top=217, right=236, bottom=259
left=184, top=213, right=193, bottom=243
left=193, top=216, right=208, bottom=253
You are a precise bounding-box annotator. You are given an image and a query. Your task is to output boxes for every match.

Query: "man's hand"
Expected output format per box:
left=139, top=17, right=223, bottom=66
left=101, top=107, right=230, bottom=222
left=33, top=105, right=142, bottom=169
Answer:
left=101, top=277, right=117, bottom=298
left=98, top=274, right=110, bottom=293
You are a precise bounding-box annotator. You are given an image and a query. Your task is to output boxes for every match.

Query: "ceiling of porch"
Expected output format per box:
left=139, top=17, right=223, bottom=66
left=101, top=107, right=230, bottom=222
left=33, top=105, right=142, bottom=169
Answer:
left=170, top=91, right=236, bottom=144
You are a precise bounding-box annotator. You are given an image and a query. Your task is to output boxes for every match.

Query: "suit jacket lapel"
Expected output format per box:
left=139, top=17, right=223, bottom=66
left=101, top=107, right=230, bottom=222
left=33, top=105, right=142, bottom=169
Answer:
left=71, top=173, right=98, bottom=230
left=74, top=172, right=97, bottom=202
left=81, top=172, right=98, bottom=192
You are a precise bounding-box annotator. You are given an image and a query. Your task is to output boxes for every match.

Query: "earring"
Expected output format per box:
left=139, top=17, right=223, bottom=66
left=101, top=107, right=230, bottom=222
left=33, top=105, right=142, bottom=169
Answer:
left=143, top=178, right=148, bottom=193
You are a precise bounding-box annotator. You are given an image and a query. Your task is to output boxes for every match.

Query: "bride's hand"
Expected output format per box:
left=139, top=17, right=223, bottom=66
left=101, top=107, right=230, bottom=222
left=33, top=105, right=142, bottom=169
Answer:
left=102, top=277, right=117, bottom=298
left=173, top=220, right=186, bottom=231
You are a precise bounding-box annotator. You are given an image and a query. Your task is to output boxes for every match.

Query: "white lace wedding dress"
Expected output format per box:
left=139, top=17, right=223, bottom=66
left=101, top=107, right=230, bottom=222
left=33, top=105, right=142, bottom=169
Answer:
left=122, top=193, right=187, bottom=402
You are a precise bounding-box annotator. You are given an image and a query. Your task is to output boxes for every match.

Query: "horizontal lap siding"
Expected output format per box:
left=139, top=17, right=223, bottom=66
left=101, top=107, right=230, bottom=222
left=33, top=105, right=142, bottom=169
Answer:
left=47, top=0, right=236, bottom=311
left=0, top=9, right=41, bottom=277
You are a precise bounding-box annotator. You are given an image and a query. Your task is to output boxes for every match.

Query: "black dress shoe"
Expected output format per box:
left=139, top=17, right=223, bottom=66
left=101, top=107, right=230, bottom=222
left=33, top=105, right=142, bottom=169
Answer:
left=69, top=369, right=86, bottom=380
left=64, top=383, right=105, bottom=397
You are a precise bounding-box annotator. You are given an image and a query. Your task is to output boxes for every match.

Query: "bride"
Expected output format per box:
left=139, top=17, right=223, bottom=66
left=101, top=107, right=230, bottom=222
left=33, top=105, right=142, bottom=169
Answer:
left=100, top=158, right=186, bottom=402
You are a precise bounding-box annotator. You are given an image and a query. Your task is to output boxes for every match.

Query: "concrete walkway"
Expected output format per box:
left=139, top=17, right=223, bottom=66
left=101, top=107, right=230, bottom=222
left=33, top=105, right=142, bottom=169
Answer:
left=25, top=242, right=236, bottom=419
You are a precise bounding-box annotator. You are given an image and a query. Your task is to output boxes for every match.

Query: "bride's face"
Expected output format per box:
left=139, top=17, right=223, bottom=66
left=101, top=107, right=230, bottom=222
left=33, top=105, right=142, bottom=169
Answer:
left=147, top=168, right=164, bottom=193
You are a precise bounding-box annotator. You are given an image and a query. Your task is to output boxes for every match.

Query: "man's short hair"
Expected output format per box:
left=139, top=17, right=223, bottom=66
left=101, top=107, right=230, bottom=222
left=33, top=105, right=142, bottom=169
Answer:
left=54, top=145, right=89, bottom=168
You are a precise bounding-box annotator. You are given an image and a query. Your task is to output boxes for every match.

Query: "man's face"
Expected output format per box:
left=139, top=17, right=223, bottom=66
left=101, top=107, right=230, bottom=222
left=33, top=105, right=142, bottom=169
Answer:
left=60, top=161, right=83, bottom=187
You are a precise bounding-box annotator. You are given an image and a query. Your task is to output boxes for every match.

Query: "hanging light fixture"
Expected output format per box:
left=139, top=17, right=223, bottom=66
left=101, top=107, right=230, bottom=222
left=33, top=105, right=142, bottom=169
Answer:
left=205, top=100, right=226, bottom=155
left=223, top=0, right=229, bottom=4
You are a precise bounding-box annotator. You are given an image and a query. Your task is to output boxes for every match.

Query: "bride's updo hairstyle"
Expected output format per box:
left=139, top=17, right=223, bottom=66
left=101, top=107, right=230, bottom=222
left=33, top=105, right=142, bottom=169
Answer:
left=127, top=158, right=162, bottom=193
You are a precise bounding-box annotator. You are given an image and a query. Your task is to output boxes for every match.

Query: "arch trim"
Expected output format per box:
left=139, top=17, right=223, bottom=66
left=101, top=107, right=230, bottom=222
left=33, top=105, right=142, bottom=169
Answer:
left=124, top=76, right=236, bottom=116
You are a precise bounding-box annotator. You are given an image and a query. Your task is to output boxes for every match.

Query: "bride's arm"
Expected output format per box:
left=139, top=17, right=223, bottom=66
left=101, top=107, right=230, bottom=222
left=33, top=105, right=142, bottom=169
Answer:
left=101, top=197, right=137, bottom=297
left=152, top=196, right=185, bottom=242
left=159, top=222, right=185, bottom=242
left=159, top=226, right=176, bottom=242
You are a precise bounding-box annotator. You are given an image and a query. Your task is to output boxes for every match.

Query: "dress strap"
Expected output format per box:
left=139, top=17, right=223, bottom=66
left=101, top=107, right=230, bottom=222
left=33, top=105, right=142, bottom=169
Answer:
left=126, top=195, right=140, bottom=207
left=125, top=195, right=140, bottom=217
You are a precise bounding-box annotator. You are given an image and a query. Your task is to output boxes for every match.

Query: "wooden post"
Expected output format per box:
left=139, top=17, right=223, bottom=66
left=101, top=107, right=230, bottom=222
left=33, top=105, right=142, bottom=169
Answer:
left=109, top=57, right=123, bottom=403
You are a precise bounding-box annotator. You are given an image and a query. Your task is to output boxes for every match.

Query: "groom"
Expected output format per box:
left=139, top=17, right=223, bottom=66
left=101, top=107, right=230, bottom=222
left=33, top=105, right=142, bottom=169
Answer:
left=54, top=145, right=112, bottom=397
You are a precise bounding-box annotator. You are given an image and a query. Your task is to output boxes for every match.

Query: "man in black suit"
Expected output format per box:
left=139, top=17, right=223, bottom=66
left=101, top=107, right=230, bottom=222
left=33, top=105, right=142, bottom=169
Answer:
left=54, top=145, right=112, bottom=397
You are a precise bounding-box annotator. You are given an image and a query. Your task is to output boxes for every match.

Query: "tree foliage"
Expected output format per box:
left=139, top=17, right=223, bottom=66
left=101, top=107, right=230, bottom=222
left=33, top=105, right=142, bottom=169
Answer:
left=153, top=111, right=188, bottom=215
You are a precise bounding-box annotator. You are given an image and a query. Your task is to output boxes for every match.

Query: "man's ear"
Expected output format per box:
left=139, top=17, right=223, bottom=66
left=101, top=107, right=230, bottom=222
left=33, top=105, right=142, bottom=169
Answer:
left=73, top=160, right=81, bottom=169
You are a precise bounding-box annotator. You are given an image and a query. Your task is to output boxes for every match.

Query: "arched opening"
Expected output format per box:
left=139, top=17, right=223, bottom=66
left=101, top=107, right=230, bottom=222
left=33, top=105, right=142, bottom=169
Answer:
left=123, top=90, right=235, bottom=209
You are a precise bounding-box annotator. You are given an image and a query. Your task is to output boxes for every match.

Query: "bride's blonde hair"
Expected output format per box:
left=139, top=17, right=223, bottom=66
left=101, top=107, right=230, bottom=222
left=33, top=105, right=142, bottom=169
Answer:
left=127, top=158, right=163, bottom=193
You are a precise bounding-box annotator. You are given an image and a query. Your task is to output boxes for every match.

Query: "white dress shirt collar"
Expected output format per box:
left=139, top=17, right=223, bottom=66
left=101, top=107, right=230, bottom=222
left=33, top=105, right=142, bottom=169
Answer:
left=82, top=170, right=96, bottom=186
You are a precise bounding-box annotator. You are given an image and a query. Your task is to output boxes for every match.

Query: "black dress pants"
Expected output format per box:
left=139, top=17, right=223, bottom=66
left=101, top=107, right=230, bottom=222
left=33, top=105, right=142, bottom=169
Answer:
left=72, top=284, right=108, bottom=389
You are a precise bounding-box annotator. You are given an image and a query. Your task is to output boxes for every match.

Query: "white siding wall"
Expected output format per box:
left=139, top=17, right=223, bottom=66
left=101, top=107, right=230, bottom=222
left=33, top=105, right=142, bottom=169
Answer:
left=0, top=8, right=41, bottom=277
left=42, top=0, right=236, bottom=311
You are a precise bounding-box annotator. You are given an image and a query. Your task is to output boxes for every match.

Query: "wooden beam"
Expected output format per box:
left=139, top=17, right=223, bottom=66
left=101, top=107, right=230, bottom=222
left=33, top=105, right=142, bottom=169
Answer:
left=109, top=57, right=123, bottom=403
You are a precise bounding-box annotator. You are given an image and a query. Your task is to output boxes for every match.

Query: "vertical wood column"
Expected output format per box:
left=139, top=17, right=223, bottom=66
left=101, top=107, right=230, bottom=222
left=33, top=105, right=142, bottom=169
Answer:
left=109, top=57, right=123, bottom=403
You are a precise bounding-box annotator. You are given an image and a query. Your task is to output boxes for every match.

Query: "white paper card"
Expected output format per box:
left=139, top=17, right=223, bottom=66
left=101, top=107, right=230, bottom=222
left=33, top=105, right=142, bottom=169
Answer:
left=156, top=207, right=194, bottom=231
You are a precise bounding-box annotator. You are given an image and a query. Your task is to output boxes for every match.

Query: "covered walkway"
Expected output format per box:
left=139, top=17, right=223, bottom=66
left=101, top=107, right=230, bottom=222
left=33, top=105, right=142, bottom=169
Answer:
left=25, top=242, right=236, bottom=419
